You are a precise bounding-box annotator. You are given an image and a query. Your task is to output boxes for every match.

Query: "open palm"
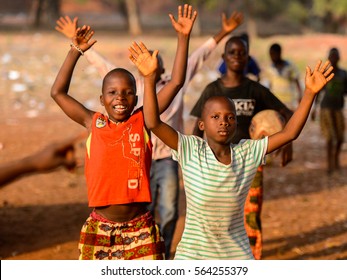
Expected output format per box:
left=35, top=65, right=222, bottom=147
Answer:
left=305, top=60, right=334, bottom=94
left=129, top=42, right=158, bottom=77
left=169, top=4, right=197, bottom=36
left=55, top=15, right=78, bottom=39
left=72, top=25, right=97, bottom=52
left=221, top=11, right=244, bottom=34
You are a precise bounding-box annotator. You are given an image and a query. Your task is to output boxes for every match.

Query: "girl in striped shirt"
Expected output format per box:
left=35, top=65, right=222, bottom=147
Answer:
left=135, top=50, right=334, bottom=259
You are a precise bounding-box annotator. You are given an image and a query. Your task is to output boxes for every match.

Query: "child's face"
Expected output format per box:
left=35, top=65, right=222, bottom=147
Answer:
left=269, top=49, right=281, bottom=63
left=222, top=39, right=248, bottom=74
left=100, top=72, right=137, bottom=123
left=199, top=96, right=237, bottom=145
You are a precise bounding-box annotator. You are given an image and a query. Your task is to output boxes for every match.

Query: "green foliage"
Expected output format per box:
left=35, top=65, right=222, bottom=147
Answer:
left=244, top=0, right=287, bottom=18
left=312, top=0, right=347, bottom=17
left=287, top=1, right=308, bottom=24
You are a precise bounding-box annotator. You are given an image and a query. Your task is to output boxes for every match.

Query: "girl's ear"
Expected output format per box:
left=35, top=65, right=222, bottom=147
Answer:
left=198, top=119, right=204, bottom=131
left=100, top=95, right=104, bottom=106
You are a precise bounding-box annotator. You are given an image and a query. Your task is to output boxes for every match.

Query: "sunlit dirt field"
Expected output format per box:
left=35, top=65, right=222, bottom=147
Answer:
left=0, top=30, right=347, bottom=260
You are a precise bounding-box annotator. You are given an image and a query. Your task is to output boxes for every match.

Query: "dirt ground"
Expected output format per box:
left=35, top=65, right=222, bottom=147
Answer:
left=0, top=30, right=347, bottom=260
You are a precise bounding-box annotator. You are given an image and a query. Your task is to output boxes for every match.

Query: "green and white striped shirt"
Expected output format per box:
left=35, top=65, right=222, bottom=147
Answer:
left=172, top=133, right=268, bottom=260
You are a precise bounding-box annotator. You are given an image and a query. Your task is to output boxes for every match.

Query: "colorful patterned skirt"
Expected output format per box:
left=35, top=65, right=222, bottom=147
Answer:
left=244, top=166, right=263, bottom=260
left=78, top=210, right=165, bottom=260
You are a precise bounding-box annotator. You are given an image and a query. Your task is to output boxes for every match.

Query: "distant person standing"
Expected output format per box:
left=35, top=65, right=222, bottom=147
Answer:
left=217, top=32, right=261, bottom=82
left=312, top=47, right=347, bottom=175
left=263, top=43, right=303, bottom=109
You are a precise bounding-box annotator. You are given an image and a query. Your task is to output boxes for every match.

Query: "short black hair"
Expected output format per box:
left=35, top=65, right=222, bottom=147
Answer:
left=224, top=36, right=249, bottom=54
left=201, top=95, right=235, bottom=116
left=329, top=47, right=340, bottom=58
left=269, top=43, right=281, bottom=53
left=102, top=68, right=137, bottom=93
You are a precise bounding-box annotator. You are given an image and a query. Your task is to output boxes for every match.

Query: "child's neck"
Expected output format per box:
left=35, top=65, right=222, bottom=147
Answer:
left=208, top=142, right=231, bottom=165
left=109, top=118, right=124, bottom=125
left=221, top=72, right=245, bottom=87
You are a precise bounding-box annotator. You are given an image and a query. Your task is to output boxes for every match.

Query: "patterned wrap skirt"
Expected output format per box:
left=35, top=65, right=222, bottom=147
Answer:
left=78, top=210, right=165, bottom=260
left=244, top=166, right=263, bottom=260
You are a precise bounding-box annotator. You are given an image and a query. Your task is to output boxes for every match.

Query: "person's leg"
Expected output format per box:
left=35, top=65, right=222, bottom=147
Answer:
left=320, top=109, right=334, bottom=174
left=148, top=160, right=159, bottom=215
left=156, top=158, right=179, bottom=259
left=335, top=138, right=343, bottom=170
left=334, top=110, right=345, bottom=171
left=327, top=140, right=334, bottom=174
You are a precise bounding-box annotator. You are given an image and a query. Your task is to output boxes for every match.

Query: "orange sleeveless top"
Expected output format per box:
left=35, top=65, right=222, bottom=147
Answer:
left=85, top=110, right=152, bottom=207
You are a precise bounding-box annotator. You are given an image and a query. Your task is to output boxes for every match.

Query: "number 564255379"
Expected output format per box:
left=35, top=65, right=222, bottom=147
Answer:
left=194, top=266, right=248, bottom=276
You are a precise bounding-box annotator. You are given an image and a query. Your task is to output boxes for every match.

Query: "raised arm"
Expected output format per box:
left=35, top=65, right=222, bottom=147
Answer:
left=155, top=4, right=197, bottom=114
left=267, top=60, right=334, bottom=154
left=184, top=10, right=243, bottom=85
left=213, top=11, right=243, bottom=44
left=295, top=77, right=303, bottom=104
left=0, top=136, right=80, bottom=188
left=55, top=15, right=78, bottom=39
left=51, top=25, right=97, bottom=129
left=129, top=42, right=179, bottom=150
left=55, top=16, right=114, bottom=78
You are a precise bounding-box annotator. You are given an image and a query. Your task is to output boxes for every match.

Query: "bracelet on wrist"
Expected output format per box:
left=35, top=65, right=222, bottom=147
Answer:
left=70, top=42, right=84, bottom=56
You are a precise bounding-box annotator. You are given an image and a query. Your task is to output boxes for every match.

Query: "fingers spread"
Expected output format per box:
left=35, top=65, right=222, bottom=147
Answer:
left=178, top=5, right=182, bottom=18
left=314, top=59, right=322, bottom=72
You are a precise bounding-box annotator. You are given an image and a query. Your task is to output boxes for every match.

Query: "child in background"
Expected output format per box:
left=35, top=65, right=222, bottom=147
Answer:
left=51, top=4, right=197, bottom=260
left=312, top=47, right=347, bottom=175
left=138, top=42, right=333, bottom=259
left=263, top=43, right=303, bottom=109
left=217, top=32, right=261, bottom=82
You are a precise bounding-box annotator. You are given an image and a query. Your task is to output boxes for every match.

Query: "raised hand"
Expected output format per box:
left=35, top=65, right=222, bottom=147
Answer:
left=72, top=25, right=97, bottom=53
left=129, top=41, right=159, bottom=77
left=169, top=4, right=197, bottom=36
left=305, top=60, right=334, bottom=94
left=221, top=11, right=243, bottom=34
left=55, top=15, right=78, bottom=39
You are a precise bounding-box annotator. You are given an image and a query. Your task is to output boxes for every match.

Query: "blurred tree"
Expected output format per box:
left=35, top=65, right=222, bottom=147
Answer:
left=102, top=0, right=142, bottom=35
left=121, top=0, right=142, bottom=35
left=243, top=0, right=286, bottom=37
left=31, top=0, right=61, bottom=28
left=311, top=0, right=347, bottom=33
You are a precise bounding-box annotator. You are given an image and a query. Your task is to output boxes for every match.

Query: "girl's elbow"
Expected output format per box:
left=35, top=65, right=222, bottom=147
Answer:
left=282, top=127, right=300, bottom=142
left=287, top=132, right=299, bottom=142
left=146, top=123, right=156, bottom=130
left=50, top=89, right=59, bottom=100
left=145, top=120, right=160, bottom=131
left=171, top=78, right=185, bottom=91
left=176, top=80, right=185, bottom=89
